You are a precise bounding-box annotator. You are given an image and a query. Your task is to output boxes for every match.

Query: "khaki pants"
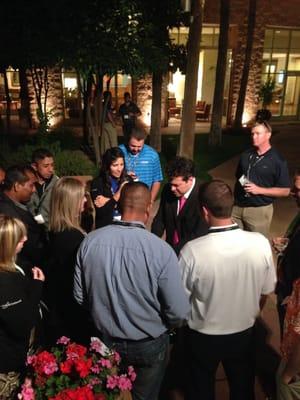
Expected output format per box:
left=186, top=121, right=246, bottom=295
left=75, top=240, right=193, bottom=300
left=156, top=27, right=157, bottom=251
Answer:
left=232, top=203, right=273, bottom=238
left=277, top=360, right=300, bottom=399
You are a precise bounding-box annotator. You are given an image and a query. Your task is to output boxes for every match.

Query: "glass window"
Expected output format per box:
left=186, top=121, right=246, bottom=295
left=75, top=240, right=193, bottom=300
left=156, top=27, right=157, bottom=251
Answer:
left=288, top=53, right=300, bottom=71
left=291, top=31, right=300, bottom=50
left=264, top=30, right=273, bottom=48
left=273, top=30, right=290, bottom=50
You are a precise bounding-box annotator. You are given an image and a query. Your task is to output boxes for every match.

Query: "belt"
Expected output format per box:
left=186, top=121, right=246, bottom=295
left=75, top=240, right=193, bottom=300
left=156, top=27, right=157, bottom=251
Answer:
left=108, top=336, right=154, bottom=343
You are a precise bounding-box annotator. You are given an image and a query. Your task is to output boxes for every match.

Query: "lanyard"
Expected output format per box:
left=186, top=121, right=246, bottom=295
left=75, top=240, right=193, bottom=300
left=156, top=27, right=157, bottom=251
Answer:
left=112, top=221, right=145, bottom=229
left=246, top=153, right=264, bottom=179
left=127, top=153, right=139, bottom=172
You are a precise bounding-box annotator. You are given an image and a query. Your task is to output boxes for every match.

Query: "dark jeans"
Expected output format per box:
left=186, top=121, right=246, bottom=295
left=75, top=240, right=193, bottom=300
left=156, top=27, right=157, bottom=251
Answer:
left=104, top=333, right=169, bottom=400
left=185, top=327, right=255, bottom=400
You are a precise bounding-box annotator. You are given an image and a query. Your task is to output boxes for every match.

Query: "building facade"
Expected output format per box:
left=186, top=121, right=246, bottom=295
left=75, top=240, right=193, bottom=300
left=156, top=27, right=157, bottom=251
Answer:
left=1, top=0, right=300, bottom=128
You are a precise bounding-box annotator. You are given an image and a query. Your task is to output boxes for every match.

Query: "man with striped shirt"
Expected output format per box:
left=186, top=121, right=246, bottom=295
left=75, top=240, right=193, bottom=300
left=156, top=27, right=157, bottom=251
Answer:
left=119, top=127, right=163, bottom=203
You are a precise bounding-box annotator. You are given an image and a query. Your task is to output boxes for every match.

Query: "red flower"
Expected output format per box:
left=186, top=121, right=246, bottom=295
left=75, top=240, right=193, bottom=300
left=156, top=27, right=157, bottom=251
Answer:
left=33, top=351, right=58, bottom=376
left=51, top=386, right=94, bottom=400
left=66, top=343, right=87, bottom=360
left=60, top=359, right=74, bottom=374
left=74, top=358, right=93, bottom=378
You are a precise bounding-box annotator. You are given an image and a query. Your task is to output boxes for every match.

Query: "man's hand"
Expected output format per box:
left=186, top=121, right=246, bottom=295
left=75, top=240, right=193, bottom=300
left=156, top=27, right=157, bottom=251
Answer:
left=244, top=182, right=262, bottom=195
left=32, top=267, right=45, bottom=282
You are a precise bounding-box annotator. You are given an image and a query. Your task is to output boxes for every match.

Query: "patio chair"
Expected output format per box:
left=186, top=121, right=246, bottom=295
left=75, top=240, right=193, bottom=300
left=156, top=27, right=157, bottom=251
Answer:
left=196, top=100, right=206, bottom=112
left=168, top=97, right=181, bottom=118
left=196, top=103, right=211, bottom=121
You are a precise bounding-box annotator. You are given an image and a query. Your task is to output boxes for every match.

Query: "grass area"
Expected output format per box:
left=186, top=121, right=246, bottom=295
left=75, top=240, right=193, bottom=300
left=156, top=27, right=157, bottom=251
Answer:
left=160, top=132, right=251, bottom=181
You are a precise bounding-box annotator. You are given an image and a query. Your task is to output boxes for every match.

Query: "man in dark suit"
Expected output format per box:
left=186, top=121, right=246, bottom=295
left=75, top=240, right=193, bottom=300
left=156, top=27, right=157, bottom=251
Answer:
left=0, top=165, right=46, bottom=274
left=151, top=156, right=208, bottom=254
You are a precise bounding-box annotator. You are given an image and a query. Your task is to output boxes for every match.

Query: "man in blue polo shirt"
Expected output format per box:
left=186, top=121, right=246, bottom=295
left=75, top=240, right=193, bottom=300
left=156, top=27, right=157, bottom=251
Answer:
left=232, top=120, right=290, bottom=237
left=119, top=127, right=163, bottom=203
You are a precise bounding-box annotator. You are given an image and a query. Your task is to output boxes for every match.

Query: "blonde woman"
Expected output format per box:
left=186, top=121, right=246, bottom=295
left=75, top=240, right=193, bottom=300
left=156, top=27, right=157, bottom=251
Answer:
left=44, top=177, right=91, bottom=344
left=0, top=215, right=44, bottom=399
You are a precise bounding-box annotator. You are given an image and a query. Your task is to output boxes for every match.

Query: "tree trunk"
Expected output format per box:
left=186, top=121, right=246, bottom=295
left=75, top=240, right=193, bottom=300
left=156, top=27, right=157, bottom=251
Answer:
left=2, top=69, right=11, bottom=133
left=19, top=67, right=32, bottom=129
left=208, top=0, right=230, bottom=147
left=150, top=71, right=163, bottom=152
left=234, top=0, right=256, bottom=127
left=178, top=0, right=204, bottom=159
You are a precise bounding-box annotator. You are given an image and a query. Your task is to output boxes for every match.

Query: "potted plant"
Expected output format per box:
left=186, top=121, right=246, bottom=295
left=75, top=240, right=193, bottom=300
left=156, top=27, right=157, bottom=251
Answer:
left=18, top=336, right=136, bottom=400
left=256, top=77, right=275, bottom=121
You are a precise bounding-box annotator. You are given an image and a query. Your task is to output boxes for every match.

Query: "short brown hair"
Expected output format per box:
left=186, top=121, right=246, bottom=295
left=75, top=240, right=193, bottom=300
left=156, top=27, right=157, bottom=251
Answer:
left=129, top=126, right=147, bottom=142
left=253, top=120, right=272, bottom=134
left=198, top=180, right=233, bottom=218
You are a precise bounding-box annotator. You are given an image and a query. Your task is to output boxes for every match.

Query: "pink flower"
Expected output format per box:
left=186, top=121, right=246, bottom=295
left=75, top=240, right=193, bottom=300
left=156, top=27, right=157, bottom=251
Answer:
left=56, top=336, right=70, bottom=345
left=106, top=375, right=119, bottom=389
left=18, top=378, right=35, bottom=400
left=87, top=377, right=101, bottom=389
left=118, top=375, right=132, bottom=391
left=44, top=361, right=58, bottom=375
left=128, top=366, right=137, bottom=382
left=90, top=338, right=103, bottom=353
left=90, top=364, right=102, bottom=374
left=99, top=358, right=112, bottom=369
left=26, top=355, right=36, bottom=366
left=113, top=351, right=121, bottom=364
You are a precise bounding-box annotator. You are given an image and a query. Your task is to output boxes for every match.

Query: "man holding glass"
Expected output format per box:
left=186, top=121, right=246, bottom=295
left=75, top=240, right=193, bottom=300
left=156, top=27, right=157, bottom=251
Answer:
left=232, top=120, right=290, bottom=237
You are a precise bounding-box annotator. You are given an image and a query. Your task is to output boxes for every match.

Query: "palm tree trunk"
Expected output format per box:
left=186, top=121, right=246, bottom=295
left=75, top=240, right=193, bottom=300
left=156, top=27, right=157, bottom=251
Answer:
left=234, top=0, right=256, bottom=127
left=2, top=69, right=11, bottom=133
left=19, top=67, right=32, bottom=128
left=208, top=0, right=230, bottom=147
left=178, top=0, right=204, bottom=159
left=150, top=71, right=163, bottom=152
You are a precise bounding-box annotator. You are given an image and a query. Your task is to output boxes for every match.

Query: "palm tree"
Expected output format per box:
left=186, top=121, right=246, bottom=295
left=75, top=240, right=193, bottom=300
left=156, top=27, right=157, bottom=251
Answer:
left=208, top=0, right=230, bottom=147
left=234, top=0, right=257, bottom=127
left=178, top=0, right=204, bottom=159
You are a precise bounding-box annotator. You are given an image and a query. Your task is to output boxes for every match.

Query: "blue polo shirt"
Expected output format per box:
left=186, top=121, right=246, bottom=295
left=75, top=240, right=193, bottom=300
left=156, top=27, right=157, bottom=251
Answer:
left=119, top=144, right=163, bottom=188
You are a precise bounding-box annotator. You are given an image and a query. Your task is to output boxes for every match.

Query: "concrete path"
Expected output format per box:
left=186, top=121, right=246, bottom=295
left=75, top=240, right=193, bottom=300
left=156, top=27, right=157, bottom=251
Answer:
left=208, top=123, right=300, bottom=399
left=150, top=122, right=300, bottom=399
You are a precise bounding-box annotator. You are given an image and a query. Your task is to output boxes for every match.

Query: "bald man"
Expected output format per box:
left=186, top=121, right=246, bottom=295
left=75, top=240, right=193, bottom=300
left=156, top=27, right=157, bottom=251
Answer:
left=74, top=182, right=189, bottom=400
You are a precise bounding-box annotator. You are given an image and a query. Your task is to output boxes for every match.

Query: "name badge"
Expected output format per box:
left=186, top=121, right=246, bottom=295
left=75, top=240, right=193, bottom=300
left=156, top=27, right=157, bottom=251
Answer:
left=34, top=214, right=45, bottom=224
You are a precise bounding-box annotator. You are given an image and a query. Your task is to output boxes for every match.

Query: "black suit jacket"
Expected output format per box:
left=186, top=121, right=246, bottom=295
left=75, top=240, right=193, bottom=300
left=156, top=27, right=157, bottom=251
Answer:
left=90, top=176, right=117, bottom=229
left=0, top=191, right=46, bottom=274
left=151, top=180, right=208, bottom=254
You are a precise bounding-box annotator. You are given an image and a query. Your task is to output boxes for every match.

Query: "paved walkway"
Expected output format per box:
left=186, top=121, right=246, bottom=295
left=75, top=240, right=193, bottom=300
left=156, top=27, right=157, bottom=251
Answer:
left=150, top=121, right=300, bottom=399
left=207, top=123, right=300, bottom=399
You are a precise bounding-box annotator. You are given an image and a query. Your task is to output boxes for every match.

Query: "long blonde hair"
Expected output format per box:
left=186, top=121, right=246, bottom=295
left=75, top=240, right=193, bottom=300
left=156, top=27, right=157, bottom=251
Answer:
left=49, top=177, right=85, bottom=233
left=0, top=215, right=27, bottom=272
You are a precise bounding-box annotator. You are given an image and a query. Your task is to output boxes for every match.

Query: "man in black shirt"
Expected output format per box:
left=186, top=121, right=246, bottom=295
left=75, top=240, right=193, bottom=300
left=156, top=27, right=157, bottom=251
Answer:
left=27, top=148, right=59, bottom=230
left=118, top=92, right=141, bottom=139
left=0, top=165, right=46, bottom=273
left=232, top=121, right=290, bottom=237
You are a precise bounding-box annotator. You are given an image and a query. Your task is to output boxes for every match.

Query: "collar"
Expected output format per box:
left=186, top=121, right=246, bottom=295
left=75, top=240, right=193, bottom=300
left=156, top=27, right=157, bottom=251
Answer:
left=112, top=220, right=146, bottom=229
left=209, top=223, right=239, bottom=233
left=183, top=177, right=196, bottom=200
left=4, top=193, right=29, bottom=212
